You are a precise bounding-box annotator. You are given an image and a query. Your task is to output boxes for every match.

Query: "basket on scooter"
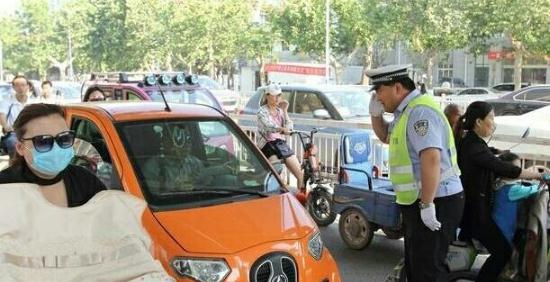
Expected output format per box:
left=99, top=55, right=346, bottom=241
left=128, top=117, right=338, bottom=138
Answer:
left=333, top=132, right=403, bottom=250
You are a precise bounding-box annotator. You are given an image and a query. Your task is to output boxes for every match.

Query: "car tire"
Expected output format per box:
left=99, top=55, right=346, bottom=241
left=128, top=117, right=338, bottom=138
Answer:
left=338, top=208, right=374, bottom=250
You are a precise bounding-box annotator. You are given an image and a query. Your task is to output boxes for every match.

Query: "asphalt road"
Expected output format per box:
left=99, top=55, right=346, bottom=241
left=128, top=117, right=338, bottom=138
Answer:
left=320, top=218, right=405, bottom=282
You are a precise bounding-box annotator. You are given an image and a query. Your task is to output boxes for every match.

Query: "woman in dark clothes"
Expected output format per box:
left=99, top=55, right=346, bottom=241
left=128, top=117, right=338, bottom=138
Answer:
left=0, top=103, right=105, bottom=207
left=454, top=101, right=542, bottom=281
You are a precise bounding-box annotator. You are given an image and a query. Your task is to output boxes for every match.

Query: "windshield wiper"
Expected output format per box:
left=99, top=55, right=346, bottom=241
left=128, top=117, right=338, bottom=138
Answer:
left=188, top=187, right=269, bottom=197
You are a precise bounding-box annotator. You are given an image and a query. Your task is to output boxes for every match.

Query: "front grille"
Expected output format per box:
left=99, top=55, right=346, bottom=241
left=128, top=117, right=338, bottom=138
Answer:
left=256, top=261, right=272, bottom=282
left=250, top=252, right=298, bottom=282
left=281, top=257, right=297, bottom=282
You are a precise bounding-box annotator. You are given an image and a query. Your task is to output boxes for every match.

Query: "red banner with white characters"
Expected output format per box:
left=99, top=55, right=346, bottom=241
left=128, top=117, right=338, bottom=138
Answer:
left=264, top=63, right=326, bottom=76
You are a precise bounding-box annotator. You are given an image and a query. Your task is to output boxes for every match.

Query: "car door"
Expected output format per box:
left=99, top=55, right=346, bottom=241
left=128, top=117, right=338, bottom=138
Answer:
left=520, top=88, right=550, bottom=113
left=69, top=114, right=123, bottom=191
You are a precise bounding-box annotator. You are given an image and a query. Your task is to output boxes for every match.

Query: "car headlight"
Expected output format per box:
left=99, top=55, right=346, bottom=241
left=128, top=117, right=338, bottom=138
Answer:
left=171, top=257, right=230, bottom=282
left=307, top=231, right=323, bottom=260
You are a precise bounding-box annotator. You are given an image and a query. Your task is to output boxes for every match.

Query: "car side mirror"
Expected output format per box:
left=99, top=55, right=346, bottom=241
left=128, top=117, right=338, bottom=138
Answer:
left=312, top=109, right=330, bottom=119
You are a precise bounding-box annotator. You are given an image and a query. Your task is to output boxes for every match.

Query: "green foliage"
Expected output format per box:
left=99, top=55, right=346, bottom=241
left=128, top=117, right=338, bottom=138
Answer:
left=0, top=0, right=549, bottom=79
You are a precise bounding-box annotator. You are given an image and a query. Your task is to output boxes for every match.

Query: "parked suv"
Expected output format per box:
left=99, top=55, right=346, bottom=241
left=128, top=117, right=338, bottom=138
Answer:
left=197, top=75, right=239, bottom=113
left=84, top=72, right=223, bottom=111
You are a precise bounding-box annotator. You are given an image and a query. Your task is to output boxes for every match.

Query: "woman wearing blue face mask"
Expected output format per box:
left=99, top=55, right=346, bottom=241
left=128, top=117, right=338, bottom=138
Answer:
left=0, top=103, right=106, bottom=207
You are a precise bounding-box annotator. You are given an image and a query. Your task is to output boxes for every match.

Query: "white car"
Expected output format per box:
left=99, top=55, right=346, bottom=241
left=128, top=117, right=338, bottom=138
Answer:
left=490, top=105, right=550, bottom=159
left=197, top=75, right=239, bottom=113
left=442, top=87, right=505, bottom=109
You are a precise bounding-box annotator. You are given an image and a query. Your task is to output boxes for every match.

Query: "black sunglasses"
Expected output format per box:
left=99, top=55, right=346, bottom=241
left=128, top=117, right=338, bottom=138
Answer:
left=20, top=130, right=76, bottom=153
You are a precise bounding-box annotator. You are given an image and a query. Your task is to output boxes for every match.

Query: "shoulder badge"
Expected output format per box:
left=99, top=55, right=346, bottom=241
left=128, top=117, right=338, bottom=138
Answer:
left=413, top=119, right=429, bottom=136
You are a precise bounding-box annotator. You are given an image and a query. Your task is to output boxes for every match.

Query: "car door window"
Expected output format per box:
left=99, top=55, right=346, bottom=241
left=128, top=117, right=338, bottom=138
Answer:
left=523, top=89, right=550, bottom=102
left=294, top=92, right=325, bottom=116
left=126, top=91, right=142, bottom=100
left=71, top=118, right=122, bottom=190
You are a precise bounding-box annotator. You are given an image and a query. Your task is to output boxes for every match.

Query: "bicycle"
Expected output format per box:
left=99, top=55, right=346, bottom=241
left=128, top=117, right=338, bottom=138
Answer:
left=291, top=128, right=337, bottom=226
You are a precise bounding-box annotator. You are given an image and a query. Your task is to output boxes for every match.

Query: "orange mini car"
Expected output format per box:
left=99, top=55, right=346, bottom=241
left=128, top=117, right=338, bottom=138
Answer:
left=64, top=102, right=341, bottom=282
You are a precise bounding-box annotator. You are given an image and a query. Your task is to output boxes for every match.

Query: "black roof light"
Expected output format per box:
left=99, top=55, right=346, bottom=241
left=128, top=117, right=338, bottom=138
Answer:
left=186, top=74, right=198, bottom=85
left=173, top=73, right=186, bottom=85
left=119, top=73, right=129, bottom=83
left=144, top=74, right=157, bottom=86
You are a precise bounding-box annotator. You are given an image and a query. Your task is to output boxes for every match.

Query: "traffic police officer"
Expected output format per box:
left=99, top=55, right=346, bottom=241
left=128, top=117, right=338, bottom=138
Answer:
left=367, top=64, right=464, bottom=282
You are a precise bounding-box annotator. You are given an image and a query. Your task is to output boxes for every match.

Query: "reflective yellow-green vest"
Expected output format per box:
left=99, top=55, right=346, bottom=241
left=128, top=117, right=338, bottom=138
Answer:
left=389, top=95, right=460, bottom=205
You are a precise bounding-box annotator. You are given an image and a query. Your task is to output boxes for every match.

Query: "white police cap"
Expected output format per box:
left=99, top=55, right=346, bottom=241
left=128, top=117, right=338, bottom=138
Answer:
left=366, top=64, right=412, bottom=86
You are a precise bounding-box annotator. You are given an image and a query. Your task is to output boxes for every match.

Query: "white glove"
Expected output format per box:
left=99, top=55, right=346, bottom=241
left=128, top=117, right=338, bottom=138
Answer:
left=420, top=203, right=441, bottom=231
left=369, top=93, right=385, bottom=117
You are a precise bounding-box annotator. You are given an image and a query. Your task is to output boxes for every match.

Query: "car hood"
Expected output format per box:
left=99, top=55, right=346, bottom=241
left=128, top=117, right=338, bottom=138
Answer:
left=152, top=193, right=316, bottom=254
left=343, top=116, right=371, bottom=123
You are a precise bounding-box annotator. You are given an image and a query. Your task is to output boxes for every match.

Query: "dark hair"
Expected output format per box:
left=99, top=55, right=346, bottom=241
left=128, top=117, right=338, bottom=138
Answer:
left=444, top=103, right=460, bottom=118
left=41, top=80, right=52, bottom=87
left=11, top=103, right=66, bottom=166
left=498, top=152, right=520, bottom=163
left=11, top=75, right=28, bottom=85
left=83, top=86, right=105, bottom=101
left=453, top=101, right=493, bottom=141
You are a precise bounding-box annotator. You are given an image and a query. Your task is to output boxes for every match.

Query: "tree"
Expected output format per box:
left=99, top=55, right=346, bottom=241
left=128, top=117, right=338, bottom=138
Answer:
left=82, top=0, right=128, bottom=72
left=388, top=0, right=470, bottom=88
left=464, top=0, right=550, bottom=89
left=269, top=0, right=398, bottom=84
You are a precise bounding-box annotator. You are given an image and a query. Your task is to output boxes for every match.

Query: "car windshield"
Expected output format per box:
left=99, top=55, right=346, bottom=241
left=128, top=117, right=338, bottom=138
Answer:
left=117, top=118, right=281, bottom=208
left=55, top=85, right=81, bottom=99
left=147, top=88, right=218, bottom=109
left=324, top=90, right=371, bottom=118
left=198, top=77, right=224, bottom=90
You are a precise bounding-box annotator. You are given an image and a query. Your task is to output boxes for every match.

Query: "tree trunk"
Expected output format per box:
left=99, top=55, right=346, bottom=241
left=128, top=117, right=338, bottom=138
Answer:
left=259, top=57, right=266, bottom=85
left=208, top=42, right=215, bottom=77
left=512, top=40, right=523, bottom=91
left=361, top=43, right=374, bottom=85
left=426, top=53, right=435, bottom=89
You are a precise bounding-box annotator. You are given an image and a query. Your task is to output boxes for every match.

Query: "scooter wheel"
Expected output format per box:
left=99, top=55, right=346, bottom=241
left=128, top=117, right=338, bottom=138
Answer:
left=307, top=189, right=336, bottom=227
left=339, top=208, right=374, bottom=250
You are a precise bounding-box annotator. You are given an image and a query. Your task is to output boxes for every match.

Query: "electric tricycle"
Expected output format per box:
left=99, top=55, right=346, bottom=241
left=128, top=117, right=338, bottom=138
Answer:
left=332, top=132, right=403, bottom=249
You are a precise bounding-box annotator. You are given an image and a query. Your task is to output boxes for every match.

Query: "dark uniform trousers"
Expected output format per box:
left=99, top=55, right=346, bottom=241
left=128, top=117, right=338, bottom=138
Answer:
left=400, top=191, right=464, bottom=282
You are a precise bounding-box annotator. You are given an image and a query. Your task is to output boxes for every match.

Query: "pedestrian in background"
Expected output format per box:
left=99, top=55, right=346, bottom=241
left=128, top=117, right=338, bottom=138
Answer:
left=0, top=75, right=35, bottom=159
left=368, top=64, right=464, bottom=282
left=83, top=86, right=105, bottom=102
left=444, top=103, right=462, bottom=130
left=39, top=80, right=59, bottom=104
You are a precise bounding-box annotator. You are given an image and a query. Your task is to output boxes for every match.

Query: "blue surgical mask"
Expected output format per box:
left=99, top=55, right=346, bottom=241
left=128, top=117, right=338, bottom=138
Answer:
left=29, top=143, right=74, bottom=176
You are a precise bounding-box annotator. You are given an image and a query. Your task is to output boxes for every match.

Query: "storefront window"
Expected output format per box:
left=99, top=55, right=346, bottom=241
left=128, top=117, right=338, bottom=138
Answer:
left=474, top=55, right=489, bottom=87
left=502, top=68, right=546, bottom=84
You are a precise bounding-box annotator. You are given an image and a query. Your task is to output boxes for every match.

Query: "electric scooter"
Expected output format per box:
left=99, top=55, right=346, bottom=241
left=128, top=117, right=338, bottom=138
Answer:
left=291, top=129, right=337, bottom=226
left=387, top=172, right=550, bottom=282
